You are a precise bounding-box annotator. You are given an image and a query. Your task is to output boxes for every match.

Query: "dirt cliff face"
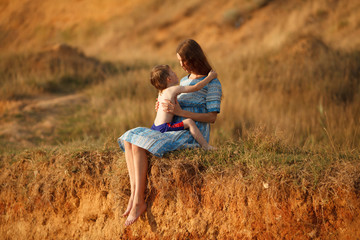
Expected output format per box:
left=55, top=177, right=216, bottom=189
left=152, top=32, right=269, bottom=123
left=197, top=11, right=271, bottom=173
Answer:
left=1, top=150, right=359, bottom=239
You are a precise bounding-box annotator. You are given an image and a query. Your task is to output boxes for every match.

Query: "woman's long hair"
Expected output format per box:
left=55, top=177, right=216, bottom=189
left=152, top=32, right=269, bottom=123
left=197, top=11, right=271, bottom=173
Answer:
left=176, top=39, right=212, bottom=75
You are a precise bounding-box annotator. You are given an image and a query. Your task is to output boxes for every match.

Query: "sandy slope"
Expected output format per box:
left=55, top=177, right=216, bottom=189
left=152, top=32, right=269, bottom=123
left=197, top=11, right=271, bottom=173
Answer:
left=0, top=0, right=359, bottom=60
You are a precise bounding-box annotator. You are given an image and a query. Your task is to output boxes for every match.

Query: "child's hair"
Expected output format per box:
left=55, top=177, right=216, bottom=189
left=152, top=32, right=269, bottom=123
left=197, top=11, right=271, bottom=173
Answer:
left=176, top=39, right=212, bottom=75
left=150, top=64, right=170, bottom=91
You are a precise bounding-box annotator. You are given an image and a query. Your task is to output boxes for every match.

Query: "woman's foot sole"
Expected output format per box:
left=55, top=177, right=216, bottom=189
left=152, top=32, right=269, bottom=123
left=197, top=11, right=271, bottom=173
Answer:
left=122, top=198, right=133, bottom=217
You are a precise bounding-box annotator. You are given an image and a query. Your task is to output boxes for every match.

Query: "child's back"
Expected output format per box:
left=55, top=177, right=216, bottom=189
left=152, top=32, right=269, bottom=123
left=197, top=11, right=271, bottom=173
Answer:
left=154, top=86, right=179, bottom=126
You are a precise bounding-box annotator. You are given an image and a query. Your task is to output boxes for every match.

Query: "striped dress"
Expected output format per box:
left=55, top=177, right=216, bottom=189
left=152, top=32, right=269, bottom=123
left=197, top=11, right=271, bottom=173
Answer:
left=118, top=75, right=222, bottom=157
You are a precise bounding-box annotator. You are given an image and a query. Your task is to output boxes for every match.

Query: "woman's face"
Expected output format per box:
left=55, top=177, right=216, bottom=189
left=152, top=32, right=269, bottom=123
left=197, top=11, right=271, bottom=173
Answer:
left=177, top=53, right=190, bottom=73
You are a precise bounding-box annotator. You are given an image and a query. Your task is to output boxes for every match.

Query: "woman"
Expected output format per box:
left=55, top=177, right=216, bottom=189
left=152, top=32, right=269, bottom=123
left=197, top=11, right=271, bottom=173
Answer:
left=118, top=39, right=222, bottom=226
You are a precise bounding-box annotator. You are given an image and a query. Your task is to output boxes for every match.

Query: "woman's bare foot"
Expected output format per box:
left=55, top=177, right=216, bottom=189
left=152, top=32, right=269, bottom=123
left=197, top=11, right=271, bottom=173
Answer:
left=122, top=197, right=133, bottom=217
left=124, top=202, right=147, bottom=227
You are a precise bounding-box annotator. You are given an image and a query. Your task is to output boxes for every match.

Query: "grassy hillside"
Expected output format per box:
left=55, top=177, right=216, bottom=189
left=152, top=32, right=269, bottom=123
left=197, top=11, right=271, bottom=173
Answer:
left=1, top=0, right=360, bottom=60
left=1, top=36, right=359, bottom=153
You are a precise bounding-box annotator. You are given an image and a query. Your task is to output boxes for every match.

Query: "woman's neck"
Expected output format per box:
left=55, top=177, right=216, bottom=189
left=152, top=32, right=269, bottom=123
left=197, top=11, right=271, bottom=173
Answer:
left=189, top=73, right=206, bottom=79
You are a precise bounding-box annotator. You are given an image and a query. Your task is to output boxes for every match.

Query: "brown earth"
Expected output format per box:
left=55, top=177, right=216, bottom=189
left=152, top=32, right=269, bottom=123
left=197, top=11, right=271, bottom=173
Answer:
left=0, top=93, right=87, bottom=148
left=0, top=151, right=359, bottom=239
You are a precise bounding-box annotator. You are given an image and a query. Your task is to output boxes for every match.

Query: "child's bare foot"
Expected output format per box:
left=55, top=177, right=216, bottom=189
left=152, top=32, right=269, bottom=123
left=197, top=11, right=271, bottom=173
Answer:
left=122, top=197, right=133, bottom=217
left=124, top=202, right=147, bottom=227
left=203, top=145, right=217, bottom=150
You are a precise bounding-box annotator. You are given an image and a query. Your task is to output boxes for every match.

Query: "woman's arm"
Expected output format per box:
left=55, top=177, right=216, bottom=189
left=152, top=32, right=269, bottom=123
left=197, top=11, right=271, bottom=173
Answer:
left=161, top=99, right=218, bottom=123
left=179, top=109, right=218, bottom=123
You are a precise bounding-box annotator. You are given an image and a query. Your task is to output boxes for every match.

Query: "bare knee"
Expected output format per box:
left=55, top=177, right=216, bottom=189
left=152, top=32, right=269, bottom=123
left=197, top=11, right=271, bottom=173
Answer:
left=124, top=141, right=132, bottom=151
left=132, top=145, right=146, bottom=155
left=183, top=118, right=195, bottom=129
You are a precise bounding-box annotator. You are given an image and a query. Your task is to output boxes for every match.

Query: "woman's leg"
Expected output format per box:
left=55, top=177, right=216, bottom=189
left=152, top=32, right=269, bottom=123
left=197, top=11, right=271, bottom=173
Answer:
left=122, top=141, right=136, bottom=217
left=125, top=145, right=148, bottom=226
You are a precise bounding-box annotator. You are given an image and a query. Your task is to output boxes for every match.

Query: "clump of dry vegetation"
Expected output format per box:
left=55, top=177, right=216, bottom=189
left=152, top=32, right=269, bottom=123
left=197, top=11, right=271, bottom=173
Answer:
left=0, top=44, right=117, bottom=100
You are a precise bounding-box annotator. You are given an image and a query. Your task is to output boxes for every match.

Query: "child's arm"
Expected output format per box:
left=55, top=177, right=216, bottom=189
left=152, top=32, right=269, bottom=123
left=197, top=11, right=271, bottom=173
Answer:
left=175, top=70, right=217, bottom=94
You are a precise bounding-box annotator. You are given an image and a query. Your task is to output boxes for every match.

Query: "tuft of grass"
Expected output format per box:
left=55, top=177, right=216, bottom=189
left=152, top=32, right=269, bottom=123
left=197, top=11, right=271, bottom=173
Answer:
left=222, top=0, right=272, bottom=28
left=338, top=19, right=349, bottom=30
left=223, top=8, right=243, bottom=28
left=149, top=135, right=359, bottom=193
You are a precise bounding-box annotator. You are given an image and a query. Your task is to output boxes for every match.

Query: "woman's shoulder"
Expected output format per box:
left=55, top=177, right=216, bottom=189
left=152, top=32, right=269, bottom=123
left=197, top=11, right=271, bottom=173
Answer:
left=180, top=75, right=192, bottom=86
left=180, top=75, right=189, bottom=82
left=210, top=77, right=221, bottom=84
left=180, top=75, right=221, bottom=88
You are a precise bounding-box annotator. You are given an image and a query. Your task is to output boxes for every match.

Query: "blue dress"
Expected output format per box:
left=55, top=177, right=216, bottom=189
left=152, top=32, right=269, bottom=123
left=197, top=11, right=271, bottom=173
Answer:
left=118, top=75, right=222, bottom=157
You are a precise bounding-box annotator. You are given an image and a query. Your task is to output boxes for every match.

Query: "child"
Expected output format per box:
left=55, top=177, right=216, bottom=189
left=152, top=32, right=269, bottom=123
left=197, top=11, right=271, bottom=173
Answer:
left=150, top=64, right=217, bottom=150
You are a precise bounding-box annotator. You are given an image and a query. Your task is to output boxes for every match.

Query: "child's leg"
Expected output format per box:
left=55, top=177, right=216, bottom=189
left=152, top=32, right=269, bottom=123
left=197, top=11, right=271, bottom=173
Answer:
left=182, top=119, right=215, bottom=150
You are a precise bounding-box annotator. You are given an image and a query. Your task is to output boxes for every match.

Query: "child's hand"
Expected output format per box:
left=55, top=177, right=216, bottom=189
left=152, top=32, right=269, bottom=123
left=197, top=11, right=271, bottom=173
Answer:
left=155, top=98, right=159, bottom=112
left=208, top=70, right=217, bottom=79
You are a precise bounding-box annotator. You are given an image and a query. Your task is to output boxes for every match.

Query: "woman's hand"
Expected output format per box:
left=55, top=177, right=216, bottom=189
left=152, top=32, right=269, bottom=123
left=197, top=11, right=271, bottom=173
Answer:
left=161, top=99, right=182, bottom=115
left=161, top=98, right=218, bottom=123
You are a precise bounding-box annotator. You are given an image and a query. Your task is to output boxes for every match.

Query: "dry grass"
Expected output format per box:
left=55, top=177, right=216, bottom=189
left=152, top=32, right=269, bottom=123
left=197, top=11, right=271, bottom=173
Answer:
left=215, top=36, right=360, bottom=152
left=0, top=35, right=359, bottom=155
